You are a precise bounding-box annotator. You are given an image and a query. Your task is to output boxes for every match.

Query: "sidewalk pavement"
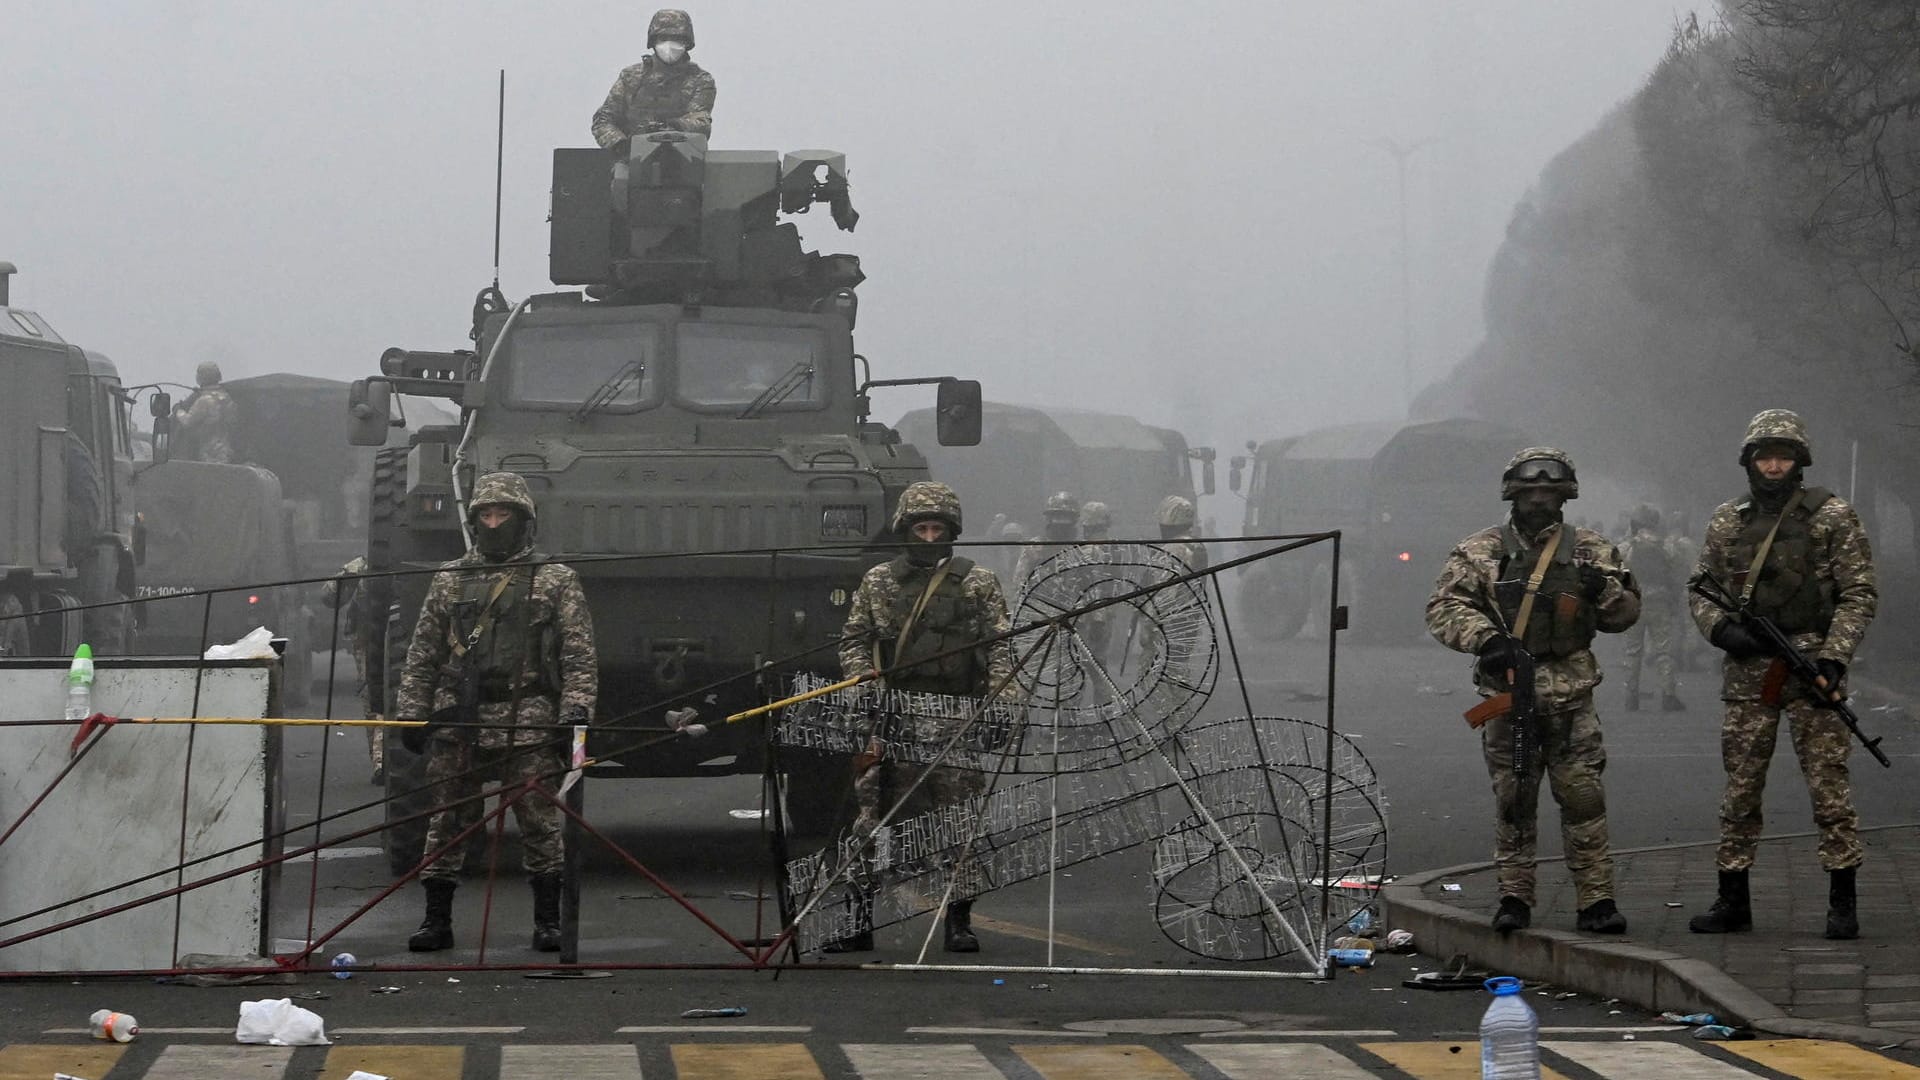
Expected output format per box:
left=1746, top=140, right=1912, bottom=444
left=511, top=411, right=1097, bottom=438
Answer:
left=1382, top=823, right=1920, bottom=1049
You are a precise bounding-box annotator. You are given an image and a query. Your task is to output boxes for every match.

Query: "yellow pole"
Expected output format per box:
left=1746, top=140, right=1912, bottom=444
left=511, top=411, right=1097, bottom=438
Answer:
left=723, top=672, right=872, bottom=726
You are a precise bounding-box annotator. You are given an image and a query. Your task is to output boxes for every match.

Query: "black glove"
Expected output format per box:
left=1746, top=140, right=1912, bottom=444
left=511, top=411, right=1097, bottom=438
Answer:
left=561, top=704, right=591, bottom=728
left=1578, top=563, right=1610, bottom=602
left=1710, top=619, right=1773, bottom=659
left=1815, top=658, right=1847, bottom=696
left=399, top=720, right=429, bottom=755
left=1476, top=635, right=1523, bottom=682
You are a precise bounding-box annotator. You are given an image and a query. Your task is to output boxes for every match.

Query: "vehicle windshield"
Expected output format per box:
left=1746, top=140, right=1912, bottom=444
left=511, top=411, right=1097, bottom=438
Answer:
left=676, top=323, right=825, bottom=410
left=506, top=322, right=660, bottom=409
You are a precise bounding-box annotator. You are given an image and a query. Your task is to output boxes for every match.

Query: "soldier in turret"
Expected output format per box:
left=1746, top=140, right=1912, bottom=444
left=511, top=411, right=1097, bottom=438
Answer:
left=592, top=8, right=716, bottom=153
left=173, top=362, right=236, bottom=464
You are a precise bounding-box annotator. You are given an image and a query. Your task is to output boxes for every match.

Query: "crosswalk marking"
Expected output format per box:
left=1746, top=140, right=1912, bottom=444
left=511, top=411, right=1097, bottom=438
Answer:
left=843, top=1044, right=1004, bottom=1079
left=1362, top=1040, right=1575, bottom=1079
left=146, top=1045, right=292, bottom=1079
left=672, top=1042, right=824, bottom=1080
left=1190, top=1042, right=1377, bottom=1078
left=321, top=1044, right=464, bottom=1080
left=1015, top=1044, right=1188, bottom=1079
left=1545, top=1040, right=1759, bottom=1078
left=905, top=1027, right=1106, bottom=1038
left=0, top=1043, right=126, bottom=1080
left=1718, top=1038, right=1920, bottom=1078
left=501, top=1043, right=641, bottom=1079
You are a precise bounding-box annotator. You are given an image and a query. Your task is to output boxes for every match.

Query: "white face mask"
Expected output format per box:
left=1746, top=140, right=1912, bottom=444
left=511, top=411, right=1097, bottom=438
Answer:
left=653, top=41, right=688, bottom=64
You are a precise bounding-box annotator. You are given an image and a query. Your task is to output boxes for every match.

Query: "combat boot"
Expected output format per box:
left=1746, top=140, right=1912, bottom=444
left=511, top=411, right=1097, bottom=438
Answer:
left=408, top=878, right=456, bottom=952
left=1575, top=898, right=1628, bottom=934
left=1491, top=896, right=1531, bottom=934
left=1825, top=867, right=1859, bottom=940
left=943, top=899, right=980, bottom=953
left=529, top=872, right=563, bottom=953
left=1688, top=869, right=1752, bottom=933
left=1660, top=693, right=1687, bottom=713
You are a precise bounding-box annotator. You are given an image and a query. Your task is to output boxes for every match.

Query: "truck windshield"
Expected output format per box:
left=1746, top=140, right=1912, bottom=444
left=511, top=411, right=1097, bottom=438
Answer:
left=507, top=322, right=659, bottom=409
left=676, top=323, right=825, bottom=410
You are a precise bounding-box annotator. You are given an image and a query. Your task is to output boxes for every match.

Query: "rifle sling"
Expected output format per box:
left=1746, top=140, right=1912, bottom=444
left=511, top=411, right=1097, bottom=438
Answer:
left=1510, top=525, right=1564, bottom=643
left=1739, top=489, right=1804, bottom=607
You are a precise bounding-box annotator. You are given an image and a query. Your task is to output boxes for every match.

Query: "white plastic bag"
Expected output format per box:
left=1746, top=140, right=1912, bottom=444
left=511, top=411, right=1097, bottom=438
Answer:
left=235, top=997, right=329, bottom=1046
left=204, top=626, right=278, bottom=661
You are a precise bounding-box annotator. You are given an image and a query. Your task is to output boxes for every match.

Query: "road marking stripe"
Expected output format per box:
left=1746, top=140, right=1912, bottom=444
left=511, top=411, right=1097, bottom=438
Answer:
left=616, top=1026, right=813, bottom=1034
left=0, top=1044, right=127, bottom=1080
left=1544, top=1041, right=1754, bottom=1078
left=844, top=1043, right=1004, bottom=1079
left=145, top=1044, right=293, bottom=1079
left=43, top=1027, right=233, bottom=1035
left=1361, top=1041, right=1576, bottom=1079
left=906, top=1027, right=1106, bottom=1038
left=1198, top=1029, right=1398, bottom=1038
left=502, top=1043, right=640, bottom=1079
left=1717, top=1038, right=1920, bottom=1078
left=320, top=1044, right=464, bottom=1080
left=337, top=1027, right=526, bottom=1035
left=1015, top=1044, right=1188, bottom=1079
left=671, top=1043, right=824, bottom=1080
left=968, top=915, right=1128, bottom=956
left=1190, top=1042, right=1378, bottom=1078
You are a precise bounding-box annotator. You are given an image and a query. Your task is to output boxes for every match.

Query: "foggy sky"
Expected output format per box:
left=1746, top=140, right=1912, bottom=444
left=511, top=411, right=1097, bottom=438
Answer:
left=2, top=1, right=1689, bottom=451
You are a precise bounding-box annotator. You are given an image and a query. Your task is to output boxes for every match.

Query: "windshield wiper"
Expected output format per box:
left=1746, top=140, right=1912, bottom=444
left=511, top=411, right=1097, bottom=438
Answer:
left=570, top=360, right=645, bottom=423
left=736, top=362, right=815, bottom=419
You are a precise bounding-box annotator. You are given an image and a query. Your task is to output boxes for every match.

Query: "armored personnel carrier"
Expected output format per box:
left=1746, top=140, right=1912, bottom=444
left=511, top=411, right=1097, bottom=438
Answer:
left=349, top=133, right=979, bottom=860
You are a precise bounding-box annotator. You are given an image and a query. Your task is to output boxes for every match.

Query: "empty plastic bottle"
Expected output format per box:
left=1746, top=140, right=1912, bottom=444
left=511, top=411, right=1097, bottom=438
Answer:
left=64, top=644, right=94, bottom=723
left=331, top=952, right=356, bottom=979
left=1479, top=976, right=1539, bottom=1079
left=88, top=1009, right=138, bottom=1043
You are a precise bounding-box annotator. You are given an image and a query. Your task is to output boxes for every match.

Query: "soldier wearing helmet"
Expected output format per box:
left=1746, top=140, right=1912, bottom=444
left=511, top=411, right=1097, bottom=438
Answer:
left=1620, top=503, right=1684, bottom=713
left=1012, top=491, right=1080, bottom=589
left=172, top=361, right=237, bottom=464
left=1687, top=410, right=1876, bottom=941
left=1427, top=446, right=1641, bottom=937
left=394, top=472, right=599, bottom=955
left=831, top=481, right=1014, bottom=955
left=591, top=8, right=717, bottom=155
left=1156, top=494, right=1206, bottom=572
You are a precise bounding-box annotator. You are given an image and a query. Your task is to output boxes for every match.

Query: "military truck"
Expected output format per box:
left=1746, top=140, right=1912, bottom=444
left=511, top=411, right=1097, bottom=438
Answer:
left=347, top=132, right=979, bottom=862
left=897, top=401, right=1214, bottom=539
left=0, top=263, right=138, bottom=656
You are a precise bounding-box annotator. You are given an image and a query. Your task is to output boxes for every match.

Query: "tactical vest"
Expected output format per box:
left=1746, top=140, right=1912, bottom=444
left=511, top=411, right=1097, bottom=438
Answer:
left=1731, top=488, right=1834, bottom=635
left=879, top=556, right=980, bottom=696
left=1493, top=525, right=1596, bottom=659
left=447, top=563, right=549, bottom=700
left=1626, top=532, right=1676, bottom=591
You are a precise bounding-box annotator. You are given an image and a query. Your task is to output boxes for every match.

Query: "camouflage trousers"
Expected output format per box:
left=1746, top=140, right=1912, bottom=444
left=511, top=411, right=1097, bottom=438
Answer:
left=1621, top=593, right=1676, bottom=698
left=418, top=737, right=566, bottom=882
left=347, top=637, right=383, bottom=776
left=852, top=712, right=988, bottom=895
left=1481, top=696, right=1614, bottom=907
left=1716, top=699, right=1861, bottom=872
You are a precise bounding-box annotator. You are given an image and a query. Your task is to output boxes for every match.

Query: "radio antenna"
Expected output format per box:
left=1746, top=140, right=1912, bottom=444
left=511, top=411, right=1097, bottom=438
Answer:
left=491, top=68, right=505, bottom=290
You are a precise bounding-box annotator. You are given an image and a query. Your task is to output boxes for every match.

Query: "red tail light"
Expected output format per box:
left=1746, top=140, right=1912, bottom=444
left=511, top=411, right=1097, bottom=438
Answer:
left=1396, top=552, right=1411, bottom=563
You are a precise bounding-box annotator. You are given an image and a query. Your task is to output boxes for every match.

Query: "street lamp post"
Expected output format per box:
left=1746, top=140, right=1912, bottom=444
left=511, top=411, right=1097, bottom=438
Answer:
left=1374, top=137, right=1436, bottom=415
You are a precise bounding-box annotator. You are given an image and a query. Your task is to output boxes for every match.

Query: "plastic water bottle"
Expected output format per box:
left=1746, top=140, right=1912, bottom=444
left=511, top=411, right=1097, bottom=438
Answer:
left=88, top=1009, right=138, bottom=1042
left=1480, top=976, right=1540, bottom=1079
left=330, top=952, right=356, bottom=979
left=64, top=644, right=94, bottom=722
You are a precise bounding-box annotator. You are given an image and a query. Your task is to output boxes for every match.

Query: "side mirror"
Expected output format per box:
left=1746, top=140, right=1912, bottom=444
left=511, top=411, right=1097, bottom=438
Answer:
left=934, top=378, right=982, bottom=447
left=348, top=379, right=393, bottom=446
left=149, top=391, right=171, bottom=419
left=1228, top=455, right=1246, bottom=493
left=1189, top=446, right=1217, bottom=496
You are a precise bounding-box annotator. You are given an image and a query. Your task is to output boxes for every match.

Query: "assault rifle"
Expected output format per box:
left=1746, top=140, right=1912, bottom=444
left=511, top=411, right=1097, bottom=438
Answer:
left=1463, top=634, right=1537, bottom=777
left=1689, top=571, right=1890, bottom=768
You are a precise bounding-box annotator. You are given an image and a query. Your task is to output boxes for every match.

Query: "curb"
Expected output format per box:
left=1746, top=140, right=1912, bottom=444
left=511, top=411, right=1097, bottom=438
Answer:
left=1382, top=854, right=1920, bottom=1051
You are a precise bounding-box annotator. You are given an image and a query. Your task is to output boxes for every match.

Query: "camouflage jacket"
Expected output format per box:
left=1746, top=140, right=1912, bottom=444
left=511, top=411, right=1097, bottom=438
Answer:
left=1427, top=520, right=1641, bottom=712
left=1621, top=526, right=1679, bottom=598
left=395, top=546, right=598, bottom=747
left=1157, top=532, right=1207, bottom=573
left=175, top=386, right=236, bottom=464
left=839, top=555, right=1016, bottom=700
left=591, top=57, right=715, bottom=147
left=1689, top=488, right=1876, bottom=701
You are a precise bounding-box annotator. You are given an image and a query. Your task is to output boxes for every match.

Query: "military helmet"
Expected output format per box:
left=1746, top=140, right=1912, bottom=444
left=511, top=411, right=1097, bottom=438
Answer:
left=1078, top=501, right=1112, bottom=530
left=1739, top=408, right=1812, bottom=467
left=1628, top=503, right=1662, bottom=532
left=648, top=8, right=694, bottom=47
left=1042, top=491, right=1080, bottom=521
left=1500, top=446, right=1579, bottom=500
left=890, top=480, right=963, bottom=536
left=468, top=471, right=538, bottom=522
left=195, top=361, right=223, bottom=387
left=1156, top=495, right=1197, bottom=528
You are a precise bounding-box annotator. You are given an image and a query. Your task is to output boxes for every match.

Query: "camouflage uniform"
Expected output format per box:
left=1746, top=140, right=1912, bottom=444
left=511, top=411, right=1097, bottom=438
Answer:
left=1620, top=507, right=1680, bottom=706
left=1666, top=519, right=1704, bottom=671
left=320, top=555, right=383, bottom=781
left=396, top=473, right=598, bottom=890
left=1689, top=412, right=1876, bottom=876
left=1427, top=448, right=1641, bottom=915
left=591, top=10, right=716, bottom=147
left=836, top=481, right=1014, bottom=951
left=1155, top=495, right=1207, bottom=573
left=1011, top=491, right=1080, bottom=593
left=174, top=362, right=236, bottom=464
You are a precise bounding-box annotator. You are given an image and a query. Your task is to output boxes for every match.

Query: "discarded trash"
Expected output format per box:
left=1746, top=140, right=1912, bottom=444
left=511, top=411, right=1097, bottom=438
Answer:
left=1441, top=882, right=1463, bottom=892
left=668, top=707, right=708, bottom=738
left=88, top=1009, right=138, bottom=1043
left=235, top=998, right=329, bottom=1046
left=1553, top=992, right=1578, bottom=1001
left=1661, top=1011, right=1716, bottom=1026
left=1692, top=1025, right=1751, bottom=1041
left=330, top=952, right=356, bottom=980
left=1327, top=948, right=1374, bottom=968
left=1330, top=935, right=1375, bottom=954
left=1342, top=906, right=1377, bottom=935
left=290, top=991, right=330, bottom=1001
left=154, top=953, right=295, bottom=987
left=54, top=1073, right=93, bottom=1080
left=1382, top=929, right=1416, bottom=953
left=446, top=977, right=461, bottom=983
left=728, top=809, right=767, bottom=820
left=992, top=978, right=1005, bottom=986
left=205, top=626, right=278, bottom=660
left=344, top=1072, right=392, bottom=1080
left=1665, top=902, right=1684, bottom=908
left=372, top=986, right=404, bottom=995
left=680, top=1007, right=747, bottom=1019
left=64, top=644, right=94, bottom=723
left=1479, top=976, right=1540, bottom=1078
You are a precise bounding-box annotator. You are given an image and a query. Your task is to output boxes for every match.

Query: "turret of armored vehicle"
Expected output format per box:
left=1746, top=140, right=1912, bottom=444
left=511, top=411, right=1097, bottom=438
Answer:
left=348, top=133, right=980, bottom=861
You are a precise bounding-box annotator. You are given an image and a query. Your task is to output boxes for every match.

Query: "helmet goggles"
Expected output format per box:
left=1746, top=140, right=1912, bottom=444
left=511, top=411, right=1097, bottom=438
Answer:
left=1504, top=457, right=1575, bottom=486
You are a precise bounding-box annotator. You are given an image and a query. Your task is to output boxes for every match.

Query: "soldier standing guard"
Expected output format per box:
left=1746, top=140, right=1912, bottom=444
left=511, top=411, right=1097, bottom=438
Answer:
left=1427, top=448, right=1640, bottom=936
left=1687, top=410, right=1876, bottom=940
left=1155, top=495, right=1207, bottom=572
left=830, top=481, right=1016, bottom=954
left=1011, top=491, right=1080, bottom=589
left=173, top=361, right=236, bottom=464
left=592, top=8, right=716, bottom=152
left=1620, top=504, right=1684, bottom=712
left=321, top=555, right=385, bottom=785
left=394, top=472, right=598, bottom=953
